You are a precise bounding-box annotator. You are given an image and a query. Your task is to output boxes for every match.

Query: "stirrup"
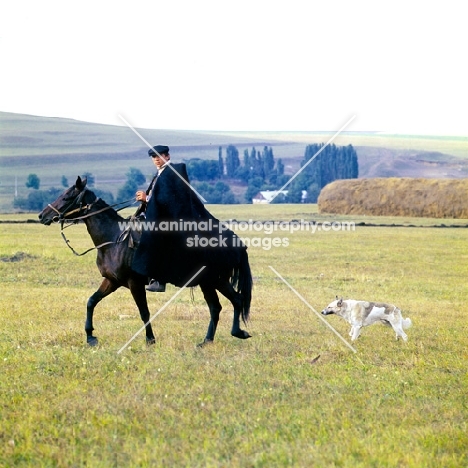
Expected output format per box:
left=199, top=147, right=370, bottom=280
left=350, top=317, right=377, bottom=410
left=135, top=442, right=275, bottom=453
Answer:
left=146, top=280, right=166, bottom=292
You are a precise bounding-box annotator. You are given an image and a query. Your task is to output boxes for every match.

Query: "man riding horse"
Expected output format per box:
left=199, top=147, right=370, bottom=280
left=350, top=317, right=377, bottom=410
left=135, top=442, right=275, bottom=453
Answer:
left=133, top=145, right=245, bottom=294
left=38, top=146, right=252, bottom=346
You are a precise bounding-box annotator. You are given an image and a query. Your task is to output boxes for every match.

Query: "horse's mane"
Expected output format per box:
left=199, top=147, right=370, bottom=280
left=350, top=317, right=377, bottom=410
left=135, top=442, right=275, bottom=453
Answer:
left=87, top=191, right=126, bottom=222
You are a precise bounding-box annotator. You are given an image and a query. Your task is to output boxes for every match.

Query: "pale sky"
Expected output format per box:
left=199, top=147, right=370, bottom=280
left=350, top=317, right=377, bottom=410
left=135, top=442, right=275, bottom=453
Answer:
left=1, top=0, right=467, bottom=136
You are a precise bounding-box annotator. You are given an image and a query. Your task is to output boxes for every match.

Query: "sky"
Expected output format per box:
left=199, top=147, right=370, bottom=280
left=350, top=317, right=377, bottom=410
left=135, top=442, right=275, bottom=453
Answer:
left=1, top=0, right=467, bottom=136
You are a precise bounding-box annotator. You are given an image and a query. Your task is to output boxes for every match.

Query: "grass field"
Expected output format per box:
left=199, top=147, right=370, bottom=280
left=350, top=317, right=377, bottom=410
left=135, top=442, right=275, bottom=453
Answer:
left=1, top=205, right=467, bottom=466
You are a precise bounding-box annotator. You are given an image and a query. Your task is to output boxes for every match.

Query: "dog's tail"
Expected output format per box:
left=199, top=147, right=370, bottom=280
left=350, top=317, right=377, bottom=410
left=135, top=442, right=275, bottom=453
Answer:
left=402, top=317, right=412, bottom=329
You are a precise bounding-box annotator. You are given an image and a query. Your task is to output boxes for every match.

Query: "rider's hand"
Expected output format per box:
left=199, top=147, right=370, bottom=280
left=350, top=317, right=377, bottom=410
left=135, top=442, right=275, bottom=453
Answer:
left=136, top=191, right=147, bottom=202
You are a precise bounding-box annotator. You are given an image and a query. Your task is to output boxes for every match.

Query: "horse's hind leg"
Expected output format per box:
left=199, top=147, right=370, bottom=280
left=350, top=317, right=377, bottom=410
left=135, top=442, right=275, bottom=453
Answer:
left=128, top=277, right=156, bottom=345
left=198, top=284, right=222, bottom=347
left=86, top=278, right=119, bottom=346
left=216, top=280, right=251, bottom=340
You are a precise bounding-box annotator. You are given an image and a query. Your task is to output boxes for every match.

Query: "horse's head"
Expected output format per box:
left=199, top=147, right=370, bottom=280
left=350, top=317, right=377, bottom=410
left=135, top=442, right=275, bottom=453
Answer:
left=38, top=176, right=95, bottom=225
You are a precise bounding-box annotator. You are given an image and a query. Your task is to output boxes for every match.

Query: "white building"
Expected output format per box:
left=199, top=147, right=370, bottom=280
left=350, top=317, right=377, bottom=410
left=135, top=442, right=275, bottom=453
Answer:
left=252, top=190, right=288, bottom=204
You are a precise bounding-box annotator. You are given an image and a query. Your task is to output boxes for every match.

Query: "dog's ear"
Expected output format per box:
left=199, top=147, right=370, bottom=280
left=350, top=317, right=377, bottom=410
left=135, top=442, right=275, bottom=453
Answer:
left=337, top=297, right=343, bottom=307
left=335, top=295, right=339, bottom=301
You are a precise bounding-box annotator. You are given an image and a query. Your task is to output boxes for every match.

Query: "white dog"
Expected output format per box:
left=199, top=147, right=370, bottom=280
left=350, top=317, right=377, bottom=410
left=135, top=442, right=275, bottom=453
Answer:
left=321, top=297, right=412, bottom=341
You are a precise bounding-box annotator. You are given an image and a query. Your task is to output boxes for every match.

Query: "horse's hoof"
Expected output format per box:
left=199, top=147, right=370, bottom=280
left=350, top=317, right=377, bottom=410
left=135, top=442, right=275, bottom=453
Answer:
left=197, top=339, right=214, bottom=348
left=146, top=337, right=156, bottom=346
left=87, top=336, right=99, bottom=347
left=231, top=330, right=252, bottom=340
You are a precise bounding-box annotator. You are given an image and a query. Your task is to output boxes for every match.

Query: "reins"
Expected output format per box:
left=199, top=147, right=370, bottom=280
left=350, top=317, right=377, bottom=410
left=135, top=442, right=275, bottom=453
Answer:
left=60, top=227, right=116, bottom=257
left=48, top=192, right=138, bottom=256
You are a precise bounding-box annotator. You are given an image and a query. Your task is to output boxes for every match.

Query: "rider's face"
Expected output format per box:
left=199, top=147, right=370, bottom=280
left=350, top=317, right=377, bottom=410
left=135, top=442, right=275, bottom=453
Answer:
left=152, top=153, right=170, bottom=169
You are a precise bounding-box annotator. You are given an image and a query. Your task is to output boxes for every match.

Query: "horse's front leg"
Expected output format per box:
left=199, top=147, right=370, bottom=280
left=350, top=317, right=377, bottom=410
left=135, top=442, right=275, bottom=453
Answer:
left=86, top=278, right=119, bottom=346
left=128, top=277, right=156, bottom=345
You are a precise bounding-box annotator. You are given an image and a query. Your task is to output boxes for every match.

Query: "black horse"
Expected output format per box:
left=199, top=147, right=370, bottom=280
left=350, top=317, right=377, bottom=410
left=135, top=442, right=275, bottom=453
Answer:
left=38, top=176, right=252, bottom=347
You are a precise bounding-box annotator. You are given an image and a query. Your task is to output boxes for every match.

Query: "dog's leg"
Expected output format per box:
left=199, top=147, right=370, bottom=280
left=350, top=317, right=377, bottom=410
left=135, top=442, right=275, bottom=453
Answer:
left=351, top=325, right=362, bottom=341
left=396, top=328, right=408, bottom=341
left=389, top=317, right=408, bottom=341
left=394, top=328, right=408, bottom=341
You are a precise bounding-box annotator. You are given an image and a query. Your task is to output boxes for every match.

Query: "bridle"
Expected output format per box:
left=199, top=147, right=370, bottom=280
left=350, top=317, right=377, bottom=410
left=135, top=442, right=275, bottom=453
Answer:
left=47, top=188, right=137, bottom=256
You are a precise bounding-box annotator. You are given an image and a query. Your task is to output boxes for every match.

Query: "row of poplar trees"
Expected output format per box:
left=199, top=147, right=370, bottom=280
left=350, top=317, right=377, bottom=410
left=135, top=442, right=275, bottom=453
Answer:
left=221, top=143, right=358, bottom=203
left=286, top=143, right=359, bottom=203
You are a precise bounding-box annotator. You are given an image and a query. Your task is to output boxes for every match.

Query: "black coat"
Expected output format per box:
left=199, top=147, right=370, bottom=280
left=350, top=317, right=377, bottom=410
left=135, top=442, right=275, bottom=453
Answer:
left=132, top=163, right=244, bottom=287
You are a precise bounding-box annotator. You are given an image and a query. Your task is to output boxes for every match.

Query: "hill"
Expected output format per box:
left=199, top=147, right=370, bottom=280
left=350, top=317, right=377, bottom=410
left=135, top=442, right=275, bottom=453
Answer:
left=1, top=111, right=468, bottom=212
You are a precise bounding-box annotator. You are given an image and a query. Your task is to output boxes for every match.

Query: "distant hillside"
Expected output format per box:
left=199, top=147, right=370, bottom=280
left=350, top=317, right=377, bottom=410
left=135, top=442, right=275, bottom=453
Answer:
left=356, top=146, right=468, bottom=179
left=0, top=112, right=303, bottom=211
left=1, top=111, right=467, bottom=212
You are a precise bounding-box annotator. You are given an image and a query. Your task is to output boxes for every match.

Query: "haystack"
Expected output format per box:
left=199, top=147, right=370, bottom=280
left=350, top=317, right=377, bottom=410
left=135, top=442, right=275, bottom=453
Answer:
left=318, top=178, right=468, bottom=218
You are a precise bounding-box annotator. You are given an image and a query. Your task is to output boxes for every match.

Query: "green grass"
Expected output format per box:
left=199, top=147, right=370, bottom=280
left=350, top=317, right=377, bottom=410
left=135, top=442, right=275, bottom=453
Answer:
left=1, top=206, right=468, bottom=466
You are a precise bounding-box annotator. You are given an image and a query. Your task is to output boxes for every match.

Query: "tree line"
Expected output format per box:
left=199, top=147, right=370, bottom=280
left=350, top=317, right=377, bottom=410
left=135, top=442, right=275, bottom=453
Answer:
left=184, top=145, right=288, bottom=203
left=184, top=143, right=358, bottom=203
left=12, top=143, right=358, bottom=210
left=283, top=143, right=359, bottom=203
left=13, top=172, right=115, bottom=211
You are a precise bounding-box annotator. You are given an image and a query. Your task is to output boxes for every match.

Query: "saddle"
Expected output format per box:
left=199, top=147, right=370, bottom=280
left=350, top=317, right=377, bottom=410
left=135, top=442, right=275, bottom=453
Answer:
left=118, top=214, right=144, bottom=249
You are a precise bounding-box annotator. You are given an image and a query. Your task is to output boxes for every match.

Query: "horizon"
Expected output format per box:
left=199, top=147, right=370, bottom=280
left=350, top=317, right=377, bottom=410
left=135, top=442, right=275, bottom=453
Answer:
left=2, top=110, right=467, bottom=140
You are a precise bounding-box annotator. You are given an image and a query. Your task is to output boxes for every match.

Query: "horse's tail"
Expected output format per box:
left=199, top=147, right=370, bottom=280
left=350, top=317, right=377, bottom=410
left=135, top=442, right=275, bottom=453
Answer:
left=231, top=248, right=252, bottom=324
